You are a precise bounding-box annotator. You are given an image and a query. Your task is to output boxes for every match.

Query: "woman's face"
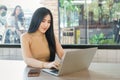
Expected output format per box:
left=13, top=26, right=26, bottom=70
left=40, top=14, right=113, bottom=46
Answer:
left=15, top=7, right=21, bottom=16
left=38, top=14, right=51, bottom=33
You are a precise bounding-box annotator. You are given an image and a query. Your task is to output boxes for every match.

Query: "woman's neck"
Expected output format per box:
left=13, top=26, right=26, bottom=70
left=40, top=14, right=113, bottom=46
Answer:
left=33, top=30, right=46, bottom=38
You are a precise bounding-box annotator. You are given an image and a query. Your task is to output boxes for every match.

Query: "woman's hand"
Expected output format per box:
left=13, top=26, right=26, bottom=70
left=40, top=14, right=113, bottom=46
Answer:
left=44, top=61, right=60, bottom=69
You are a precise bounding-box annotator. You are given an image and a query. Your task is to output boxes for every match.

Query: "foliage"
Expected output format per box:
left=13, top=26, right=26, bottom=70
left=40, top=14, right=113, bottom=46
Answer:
left=59, top=0, right=80, bottom=27
left=89, top=33, right=115, bottom=44
left=88, top=0, right=120, bottom=22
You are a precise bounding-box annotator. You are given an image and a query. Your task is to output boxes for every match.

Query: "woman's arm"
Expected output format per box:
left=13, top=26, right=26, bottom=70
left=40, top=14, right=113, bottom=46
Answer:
left=21, top=33, right=45, bottom=68
left=55, top=35, right=64, bottom=59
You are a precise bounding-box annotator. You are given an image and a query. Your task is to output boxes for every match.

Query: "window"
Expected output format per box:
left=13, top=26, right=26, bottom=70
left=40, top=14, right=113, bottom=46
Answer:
left=0, top=0, right=43, bottom=45
left=59, top=0, right=120, bottom=49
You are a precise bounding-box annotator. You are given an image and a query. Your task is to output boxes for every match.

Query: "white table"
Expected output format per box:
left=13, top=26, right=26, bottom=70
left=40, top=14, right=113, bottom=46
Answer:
left=0, top=60, right=120, bottom=80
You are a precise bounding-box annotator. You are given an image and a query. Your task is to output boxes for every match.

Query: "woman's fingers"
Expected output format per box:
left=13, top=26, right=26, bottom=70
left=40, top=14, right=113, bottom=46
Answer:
left=53, top=61, right=60, bottom=69
left=54, top=61, right=60, bottom=66
left=46, top=61, right=60, bottom=69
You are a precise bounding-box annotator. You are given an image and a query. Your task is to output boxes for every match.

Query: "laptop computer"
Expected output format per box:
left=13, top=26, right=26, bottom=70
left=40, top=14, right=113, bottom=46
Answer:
left=42, top=47, right=97, bottom=76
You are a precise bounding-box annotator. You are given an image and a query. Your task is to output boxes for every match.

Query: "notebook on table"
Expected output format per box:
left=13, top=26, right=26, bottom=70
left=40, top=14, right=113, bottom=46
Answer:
left=42, top=47, right=97, bottom=76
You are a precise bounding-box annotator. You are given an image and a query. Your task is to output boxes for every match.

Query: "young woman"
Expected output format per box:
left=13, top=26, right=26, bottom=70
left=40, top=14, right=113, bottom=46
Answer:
left=11, top=5, right=24, bottom=29
left=21, top=7, right=64, bottom=69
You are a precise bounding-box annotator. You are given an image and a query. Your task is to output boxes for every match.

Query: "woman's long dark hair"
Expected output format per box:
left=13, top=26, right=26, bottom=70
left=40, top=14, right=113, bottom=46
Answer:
left=28, top=7, right=56, bottom=61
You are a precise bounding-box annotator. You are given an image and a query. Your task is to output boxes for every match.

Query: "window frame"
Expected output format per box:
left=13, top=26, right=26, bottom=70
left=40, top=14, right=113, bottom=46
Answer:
left=0, top=44, right=120, bottom=49
left=1, top=0, right=120, bottom=49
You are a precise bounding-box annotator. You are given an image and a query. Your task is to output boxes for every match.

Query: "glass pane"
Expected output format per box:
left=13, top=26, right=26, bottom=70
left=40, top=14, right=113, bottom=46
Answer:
left=59, top=0, right=120, bottom=45
left=88, top=0, right=120, bottom=45
left=0, top=0, right=43, bottom=44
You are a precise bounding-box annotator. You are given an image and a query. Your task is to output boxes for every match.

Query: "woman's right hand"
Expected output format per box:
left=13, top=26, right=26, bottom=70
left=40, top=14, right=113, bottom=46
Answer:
left=44, top=61, right=60, bottom=69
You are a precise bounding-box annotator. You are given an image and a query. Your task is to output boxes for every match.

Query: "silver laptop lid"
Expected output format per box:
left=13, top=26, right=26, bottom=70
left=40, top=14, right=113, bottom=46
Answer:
left=58, top=47, right=97, bottom=76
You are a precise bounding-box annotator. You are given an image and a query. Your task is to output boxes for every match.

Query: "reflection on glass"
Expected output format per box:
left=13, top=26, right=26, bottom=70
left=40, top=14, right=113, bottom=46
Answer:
left=0, top=0, right=43, bottom=44
left=4, top=5, right=24, bottom=43
left=0, top=5, right=7, bottom=43
left=59, top=0, right=120, bottom=45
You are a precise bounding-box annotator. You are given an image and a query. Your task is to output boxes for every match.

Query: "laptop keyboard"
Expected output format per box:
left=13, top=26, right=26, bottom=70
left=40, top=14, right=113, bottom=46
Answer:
left=50, top=69, right=59, bottom=74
